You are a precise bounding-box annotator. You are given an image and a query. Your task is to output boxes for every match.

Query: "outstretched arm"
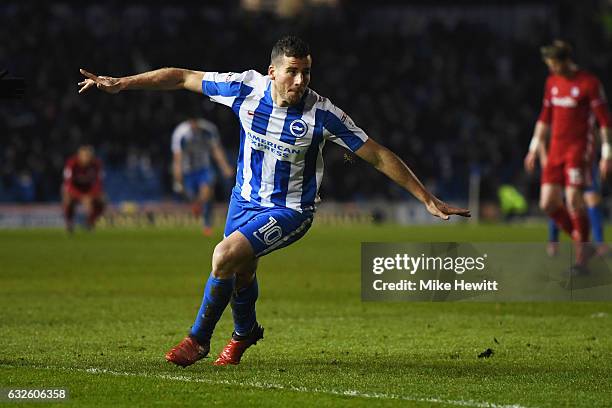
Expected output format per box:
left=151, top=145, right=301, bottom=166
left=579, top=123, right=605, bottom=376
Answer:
left=78, top=68, right=205, bottom=94
left=355, top=138, right=470, bottom=220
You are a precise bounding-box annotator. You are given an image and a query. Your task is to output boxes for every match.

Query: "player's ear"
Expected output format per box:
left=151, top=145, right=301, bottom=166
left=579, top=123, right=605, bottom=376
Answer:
left=268, top=64, right=276, bottom=80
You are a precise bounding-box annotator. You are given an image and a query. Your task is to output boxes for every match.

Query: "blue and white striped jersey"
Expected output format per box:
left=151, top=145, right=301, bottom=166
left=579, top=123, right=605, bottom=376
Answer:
left=202, top=70, right=368, bottom=213
left=171, top=119, right=220, bottom=173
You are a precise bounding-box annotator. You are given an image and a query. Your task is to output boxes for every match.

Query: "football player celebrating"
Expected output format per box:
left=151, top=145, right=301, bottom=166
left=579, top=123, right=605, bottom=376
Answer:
left=78, top=36, right=470, bottom=367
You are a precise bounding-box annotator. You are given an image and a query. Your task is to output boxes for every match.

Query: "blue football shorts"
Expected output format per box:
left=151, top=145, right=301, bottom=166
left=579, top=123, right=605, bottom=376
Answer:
left=224, top=191, right=314, bottom=257
left=183, top=167, right=216, bottom=198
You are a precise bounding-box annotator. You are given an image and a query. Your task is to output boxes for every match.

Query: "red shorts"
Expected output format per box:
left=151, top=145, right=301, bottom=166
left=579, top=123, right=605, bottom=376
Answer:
left=63, top=184, right=103, bottom=201
left=541, top=148, right=592, bottom=188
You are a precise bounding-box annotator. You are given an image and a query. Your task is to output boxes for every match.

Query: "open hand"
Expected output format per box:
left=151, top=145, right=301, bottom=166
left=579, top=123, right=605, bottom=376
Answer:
left=425, top=196, right=471, bottom=220
left=78, top=69, right=123, bottom=94
left=524, top=151, right=537, bottom=174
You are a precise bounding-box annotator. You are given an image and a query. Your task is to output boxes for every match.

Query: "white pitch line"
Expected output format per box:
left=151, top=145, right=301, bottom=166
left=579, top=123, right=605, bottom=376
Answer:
left=2, top=364, right=532, bottom=408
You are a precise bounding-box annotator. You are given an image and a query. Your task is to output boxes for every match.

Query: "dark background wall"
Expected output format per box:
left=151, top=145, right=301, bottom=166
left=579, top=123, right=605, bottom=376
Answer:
left=1, top=1, right=611, bottom=203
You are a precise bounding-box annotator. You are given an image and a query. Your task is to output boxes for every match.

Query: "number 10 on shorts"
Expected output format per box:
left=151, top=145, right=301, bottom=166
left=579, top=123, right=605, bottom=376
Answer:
left=253, top=216, right=283, bottom=245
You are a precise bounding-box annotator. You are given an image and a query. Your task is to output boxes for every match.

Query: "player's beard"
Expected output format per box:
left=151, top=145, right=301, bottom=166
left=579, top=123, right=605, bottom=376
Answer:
left=286, top=89, right=304, bottom=105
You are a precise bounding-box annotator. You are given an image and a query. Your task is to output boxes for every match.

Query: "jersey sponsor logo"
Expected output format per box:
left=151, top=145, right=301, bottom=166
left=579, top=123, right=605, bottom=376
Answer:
left=571, top=86, right=580, bottom=97
left=289, top=119, right=308, bottom=137
left=551, top=96, right=577, bottom=108
left=253, top=216, right=283, bottom=245
left=245, top=130, right=306, bottom=161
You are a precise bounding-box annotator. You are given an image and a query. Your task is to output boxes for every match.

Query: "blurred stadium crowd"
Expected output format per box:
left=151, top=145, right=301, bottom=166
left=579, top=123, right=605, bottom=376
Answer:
left=1, top=1, right=611, bottom=204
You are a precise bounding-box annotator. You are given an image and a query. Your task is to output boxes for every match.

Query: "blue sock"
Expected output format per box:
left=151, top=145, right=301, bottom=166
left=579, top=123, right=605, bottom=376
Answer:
left=548, top=218, right=559, bottom=242
left=202, top=201, right=212, bottom=228
left=588, top=205, right=604, bottom=244
left=231, top=275, right=259, bottom=336
left=190, top=274, right=234, bottom=343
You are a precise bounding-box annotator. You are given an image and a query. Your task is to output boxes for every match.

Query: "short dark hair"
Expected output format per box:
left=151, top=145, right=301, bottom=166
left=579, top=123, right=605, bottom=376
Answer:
left=270, top=36, right=310, bottom=64
left=540, top=40, right=573, bottom=61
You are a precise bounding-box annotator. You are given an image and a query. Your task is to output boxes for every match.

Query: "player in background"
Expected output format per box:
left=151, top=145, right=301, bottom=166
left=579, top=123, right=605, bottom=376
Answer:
left=78, top=36, right=470, bottom=367
left=544, top=122, right=608, bottom=257
left=524, top=40, right=611, bottom=273
left=172, top=118, right=234, bottom=236
left=62, top=145, right=105, bottom=232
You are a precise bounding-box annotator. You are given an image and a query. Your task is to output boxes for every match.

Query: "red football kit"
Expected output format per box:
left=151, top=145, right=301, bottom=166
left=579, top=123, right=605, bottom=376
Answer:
left=63, top=156, right=103, bottom=199
left=62, top=155, right=105, bottom=230
left=539, top=69, right=611, bottom=187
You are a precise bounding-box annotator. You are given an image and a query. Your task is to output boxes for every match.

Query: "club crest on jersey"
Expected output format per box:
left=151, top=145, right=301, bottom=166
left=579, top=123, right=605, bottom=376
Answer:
left=571, top=86, right=580, bottom=97
left=289, top=119, right=308, bottom=137
left=552, top=86, right=558, bottom=95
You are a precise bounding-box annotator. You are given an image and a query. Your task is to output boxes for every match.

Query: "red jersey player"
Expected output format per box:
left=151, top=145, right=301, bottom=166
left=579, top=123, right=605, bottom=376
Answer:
left=62, top=145, right=106, bottom=232
left=524, top=40, right=612, bottom=275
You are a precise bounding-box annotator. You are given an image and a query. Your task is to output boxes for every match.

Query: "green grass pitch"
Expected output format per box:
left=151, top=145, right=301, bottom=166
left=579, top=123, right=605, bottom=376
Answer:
left=1, top=224, right=611, bottom=407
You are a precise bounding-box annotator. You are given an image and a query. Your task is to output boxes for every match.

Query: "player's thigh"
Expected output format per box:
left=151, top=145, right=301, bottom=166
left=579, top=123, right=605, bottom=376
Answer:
left=61, top=187, right=73, bottom=205
left=563, top=150, right=589, bottom=188
left=564, top=185, right=585, bottom=212
left=540, top=183, right=563, bottom=211
left=236, top=208, right=314, bottom=258
left=541, top=158, right=564, bottom=186
left=81, top=195, right=94, bottom=210
left=63, top=186, right=83, bottom=206
left=182, top=172, right=199, bottom=199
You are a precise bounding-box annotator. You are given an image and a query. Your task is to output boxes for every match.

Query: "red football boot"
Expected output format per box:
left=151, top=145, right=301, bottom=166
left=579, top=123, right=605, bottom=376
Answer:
left=165, top=336, right=209, bottom=367
left=213, top=324, right=264, bottom=366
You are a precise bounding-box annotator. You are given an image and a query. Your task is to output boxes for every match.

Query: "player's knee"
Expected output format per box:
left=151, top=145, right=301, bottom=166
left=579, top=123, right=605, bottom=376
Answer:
left=211, top=243, right=241, bottom=278
left=566, top=195, right=585, bottom=213
left=584, top=192, right=600, bottom=208
left=539, top=198, right=559, bottom=214
left=200, top=188, right=212, bottom=202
